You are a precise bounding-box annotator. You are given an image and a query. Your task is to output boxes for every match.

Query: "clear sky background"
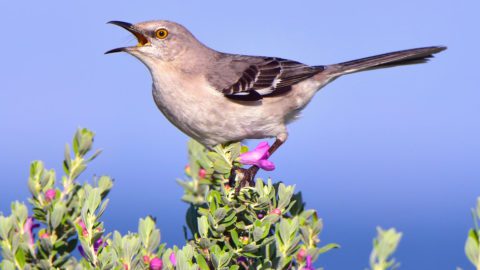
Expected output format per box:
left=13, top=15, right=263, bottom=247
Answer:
left=0, top=1, right=478, bottom=269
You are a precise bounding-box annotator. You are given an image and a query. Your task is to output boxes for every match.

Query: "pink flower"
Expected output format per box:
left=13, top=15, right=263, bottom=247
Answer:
left=297, top=248, right=307, bottom=262
left=45, top=189, right=56, bottom=202
left=169, top=252, right=176, bottom=266
left=238, top=142, right=275, bottom=171
left=24, top=217, right=39, bottom=246
left=150, top=257, right=163, bottom=270
left=143, top=255, right=151, bottom=264
left=78, top=220, right=89, bottom=237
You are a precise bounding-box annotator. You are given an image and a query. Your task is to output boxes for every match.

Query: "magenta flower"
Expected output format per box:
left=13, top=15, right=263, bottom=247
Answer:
left=303, top=255, right=314, bottom=270
left=238, top=141, right=275, bottom=171
left=45, top=189, right=56, bottom=202
left=169, top=252, right=176, bottom=266
left=94, top=238, right=103, bottom=253
left=237, top=256, right=247, bottom=264
left=78, top=238, right=103, bottom=259
left=78, top=245, right=87, bottom=259
left=149, top=257, right=163, bottom=270
left=24, top=216, right=39, bottom=246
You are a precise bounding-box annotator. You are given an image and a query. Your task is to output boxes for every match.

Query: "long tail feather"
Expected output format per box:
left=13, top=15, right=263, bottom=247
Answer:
left=330, top=46, right=446, bottom=76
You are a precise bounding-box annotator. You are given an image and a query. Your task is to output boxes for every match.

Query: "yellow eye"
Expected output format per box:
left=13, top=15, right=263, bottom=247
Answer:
left=155, top=28, right=169, bottom=39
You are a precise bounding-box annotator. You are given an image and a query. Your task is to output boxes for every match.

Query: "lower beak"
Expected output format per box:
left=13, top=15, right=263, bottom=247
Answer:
left=106, top=21, right=149, bottom=54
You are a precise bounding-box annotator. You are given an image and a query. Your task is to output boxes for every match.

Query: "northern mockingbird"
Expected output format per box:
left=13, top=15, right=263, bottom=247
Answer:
left=106, top=20, right=446, bottom=186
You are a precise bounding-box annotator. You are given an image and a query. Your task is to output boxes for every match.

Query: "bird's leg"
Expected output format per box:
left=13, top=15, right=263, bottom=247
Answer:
left=266, top=137, right=285, bottom=156
left=234, top=137, right=286, bottom=193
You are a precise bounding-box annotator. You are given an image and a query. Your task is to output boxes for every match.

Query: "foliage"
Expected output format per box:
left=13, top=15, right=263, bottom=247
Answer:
left=0, top=128, right=475, bottom=269
left=367, top=228, right=402, bottom=270
left=465, top=198, right=480, bottom=270
left=0, top=129, right=336, bottom=270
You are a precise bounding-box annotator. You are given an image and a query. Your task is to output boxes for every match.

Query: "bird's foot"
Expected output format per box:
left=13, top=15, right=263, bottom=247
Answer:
left=230, top=166, right=260, bottom=194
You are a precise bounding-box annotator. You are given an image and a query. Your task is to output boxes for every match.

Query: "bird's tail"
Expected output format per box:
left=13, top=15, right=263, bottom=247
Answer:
left=328, top=46, right=446, bottom=77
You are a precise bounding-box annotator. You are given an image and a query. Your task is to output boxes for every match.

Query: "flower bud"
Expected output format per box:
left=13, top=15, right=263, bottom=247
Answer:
left=143, top=255, right=151, bottom=264
left=198, top=168, right=207, bottom=179
left=149, top=257, right=163, bottom=270
left=39, top=231, right=50, bottom=239
left=297, top=248, right=307, bottom=262
left=45, top=189, right=56, bottom=202
left=184, top=165, right=191, bottom=177
left=271, top=208, right=282, bottom=215
left=78, top=220, right=88, bottom=237
left=240, top=236, right=249, bottom=245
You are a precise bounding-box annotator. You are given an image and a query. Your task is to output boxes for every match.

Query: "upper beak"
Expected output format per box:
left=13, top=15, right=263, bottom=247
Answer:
left=106, top=21, right=150, bottom=54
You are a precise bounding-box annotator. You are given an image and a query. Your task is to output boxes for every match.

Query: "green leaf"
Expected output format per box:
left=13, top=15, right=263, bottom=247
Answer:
left=253, top=224, right=266, bottom=243
left=195, top=253, right=210, bottom=270
left=1, top=260, right=15, bottom=270
left=74, top=128, right=95, bottom=157
left=317, top=243, right=340, bottom=255
left=214, top=208, right=227, bottom=222
left=87, top=149, right=102, bottom=162
left=14, top=248, right=26, bottom=268
left=476, top=198, right=480, bottom=222
left=229, top=230, right=241, bottom=248
left=63, top=144, right=72, bottom=174
left=289, top=192, right=305, bottom=216
left=277, top=183, right=294, bottom=210
left=11, top=201, right=28, bottom=225
left=369, top=227, right=402, bottom=270
left=97, top=176, right=113, bottom=197
left=0, top=216, right=12, bottom=240
left=186, top=205, right=199, bottom=237
left=465, top=229, right=480, bottom=267
left=84, top=188, right=102, bottom=216
left=198, top=216, right=209, bottom=238
left=51, top=203, right=66, bottom=229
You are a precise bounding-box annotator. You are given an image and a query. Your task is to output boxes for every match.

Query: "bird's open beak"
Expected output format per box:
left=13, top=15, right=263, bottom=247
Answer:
left=105, top=21, right=151, bottom=54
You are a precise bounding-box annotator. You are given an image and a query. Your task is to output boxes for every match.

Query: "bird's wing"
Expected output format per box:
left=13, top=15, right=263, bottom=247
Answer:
left=206, top=55, right=324, bottom=101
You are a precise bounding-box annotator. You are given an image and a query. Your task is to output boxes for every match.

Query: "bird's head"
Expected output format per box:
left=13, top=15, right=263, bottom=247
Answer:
left=106, top=20, right=206, bottom=65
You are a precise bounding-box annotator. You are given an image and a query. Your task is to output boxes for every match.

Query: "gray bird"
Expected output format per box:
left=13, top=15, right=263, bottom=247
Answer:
left=106, top=20, right=446, bottom=186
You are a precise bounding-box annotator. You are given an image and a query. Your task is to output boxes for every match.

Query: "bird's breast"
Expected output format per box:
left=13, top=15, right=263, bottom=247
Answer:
left=149, top=66, right=326, bottom=146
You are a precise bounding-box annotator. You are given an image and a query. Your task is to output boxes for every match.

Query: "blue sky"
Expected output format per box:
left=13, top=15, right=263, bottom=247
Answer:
left=0, top=1, right=479, bottom=269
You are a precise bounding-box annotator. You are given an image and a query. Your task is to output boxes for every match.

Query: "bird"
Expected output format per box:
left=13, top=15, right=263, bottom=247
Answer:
left=106, top=20, right=446, bottom=187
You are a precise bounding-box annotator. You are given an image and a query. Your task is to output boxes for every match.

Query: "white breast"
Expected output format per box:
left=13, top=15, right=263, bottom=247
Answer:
left=150, top=66, right=329, bottom=147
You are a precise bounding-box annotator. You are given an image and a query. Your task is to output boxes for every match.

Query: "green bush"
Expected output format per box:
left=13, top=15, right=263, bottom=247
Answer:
left=2, top=128, right=474, bottom=270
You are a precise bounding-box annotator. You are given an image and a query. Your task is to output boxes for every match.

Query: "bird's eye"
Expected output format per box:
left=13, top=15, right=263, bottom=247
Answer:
left=155, top=28, right=169, bottom=39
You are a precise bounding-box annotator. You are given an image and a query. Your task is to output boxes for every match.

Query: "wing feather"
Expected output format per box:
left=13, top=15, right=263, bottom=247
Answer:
left=219, top=57, right=324, bottom=101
